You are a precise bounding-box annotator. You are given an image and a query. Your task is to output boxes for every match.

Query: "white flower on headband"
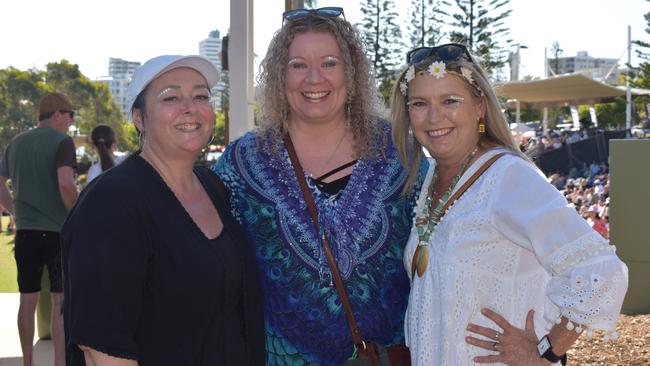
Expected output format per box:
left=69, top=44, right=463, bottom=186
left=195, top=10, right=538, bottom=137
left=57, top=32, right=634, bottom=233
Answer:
left=405, top=65, right=416, bottom=82
left=399, top=81, right=408, bottom=96
left=460, top=67, right=474, bottom=85
left=428, top=61, right=446, bottom=79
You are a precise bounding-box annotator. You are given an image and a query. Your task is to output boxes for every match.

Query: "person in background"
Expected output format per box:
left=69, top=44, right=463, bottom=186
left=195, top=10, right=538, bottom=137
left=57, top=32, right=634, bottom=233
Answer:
left=214, top=7, right=426, bottom=365
left=587, top=204, right=609, bottom=240
left=86, top=124, right=125, bottom=183
left=0, top=92, right=79, bottom=366
left=62, top=55, right=264, bottom=366
left=391, top=43, right=628, bottom=365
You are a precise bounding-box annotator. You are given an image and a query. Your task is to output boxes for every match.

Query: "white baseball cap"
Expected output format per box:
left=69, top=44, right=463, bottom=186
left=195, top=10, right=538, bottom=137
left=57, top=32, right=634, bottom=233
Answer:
left=126, top=55, right=220, bottom=114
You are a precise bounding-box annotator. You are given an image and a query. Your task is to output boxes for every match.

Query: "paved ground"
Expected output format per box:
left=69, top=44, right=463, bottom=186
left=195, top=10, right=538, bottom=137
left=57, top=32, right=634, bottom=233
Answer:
left=0, top=293, right=52, bottom=366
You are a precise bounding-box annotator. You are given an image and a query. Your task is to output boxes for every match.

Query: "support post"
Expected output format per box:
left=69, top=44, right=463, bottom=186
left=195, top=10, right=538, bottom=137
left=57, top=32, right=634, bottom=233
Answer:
left=229, top=0, right=255, bottom=140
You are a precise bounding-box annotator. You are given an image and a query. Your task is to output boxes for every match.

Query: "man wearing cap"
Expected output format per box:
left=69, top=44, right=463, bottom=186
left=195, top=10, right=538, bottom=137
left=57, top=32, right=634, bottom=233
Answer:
left=0, top=92, right=79, bottom=366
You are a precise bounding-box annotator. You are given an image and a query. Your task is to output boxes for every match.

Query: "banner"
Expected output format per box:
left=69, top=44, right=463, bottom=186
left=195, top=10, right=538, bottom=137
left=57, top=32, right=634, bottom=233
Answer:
left=570, top=105, right=580, bottom=130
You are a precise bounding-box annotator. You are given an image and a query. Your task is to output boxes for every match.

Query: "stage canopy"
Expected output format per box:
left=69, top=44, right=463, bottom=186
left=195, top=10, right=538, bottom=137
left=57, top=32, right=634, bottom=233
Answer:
left=494, top=74, right=650, bottom=109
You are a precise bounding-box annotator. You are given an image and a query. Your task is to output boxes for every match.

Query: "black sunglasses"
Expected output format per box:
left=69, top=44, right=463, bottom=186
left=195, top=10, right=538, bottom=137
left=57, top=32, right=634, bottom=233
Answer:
left=60, top=110, right=74, bottom=118
left=406, top=43, right=473, bottom=65
left=282, top=7, right=345, bottom=23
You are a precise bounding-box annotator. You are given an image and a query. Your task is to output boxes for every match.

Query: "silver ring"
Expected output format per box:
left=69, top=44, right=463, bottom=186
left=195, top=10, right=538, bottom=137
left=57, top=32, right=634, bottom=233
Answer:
left=492, top=341, right=498, bottom=350
left=495, top=331, right=501, bottom=340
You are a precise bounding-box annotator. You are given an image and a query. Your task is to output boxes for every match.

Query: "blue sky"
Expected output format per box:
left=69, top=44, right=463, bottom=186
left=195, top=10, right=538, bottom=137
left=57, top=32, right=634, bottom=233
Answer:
left=0, top=0, right=646, bottom=80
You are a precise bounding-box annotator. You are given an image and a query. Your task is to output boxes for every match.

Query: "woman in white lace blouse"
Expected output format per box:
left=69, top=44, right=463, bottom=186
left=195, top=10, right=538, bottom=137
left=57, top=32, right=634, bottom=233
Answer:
left=390, top=43, right=628, bottom=366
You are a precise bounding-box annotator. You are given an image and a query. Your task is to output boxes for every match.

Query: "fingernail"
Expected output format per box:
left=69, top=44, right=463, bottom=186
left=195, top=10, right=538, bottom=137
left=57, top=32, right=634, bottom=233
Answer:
left=481, top=308, right=487, bottom=314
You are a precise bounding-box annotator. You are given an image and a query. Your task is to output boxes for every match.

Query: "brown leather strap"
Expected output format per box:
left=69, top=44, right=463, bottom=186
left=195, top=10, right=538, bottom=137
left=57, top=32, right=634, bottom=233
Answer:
left=283, top=134, right=366, bottom=348
left=440, top=152, right=505, bottom=215
left=411, top=152, right=505, bottom=279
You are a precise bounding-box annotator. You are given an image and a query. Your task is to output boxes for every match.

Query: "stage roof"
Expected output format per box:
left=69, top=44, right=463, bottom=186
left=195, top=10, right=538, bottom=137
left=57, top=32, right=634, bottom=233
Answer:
left=494, top=74, right=650, bottom=108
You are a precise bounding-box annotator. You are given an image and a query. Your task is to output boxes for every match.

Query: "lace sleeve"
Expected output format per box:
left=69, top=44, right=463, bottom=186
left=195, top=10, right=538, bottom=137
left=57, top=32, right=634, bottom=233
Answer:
left=491, top=157, right=629, bottom=339
left=544, top=231, right=628, bottom=338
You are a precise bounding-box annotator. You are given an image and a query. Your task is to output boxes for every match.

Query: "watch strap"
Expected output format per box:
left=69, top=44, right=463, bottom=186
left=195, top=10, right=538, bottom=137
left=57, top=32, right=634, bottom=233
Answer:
left=539, top=335, right=568, bottom=365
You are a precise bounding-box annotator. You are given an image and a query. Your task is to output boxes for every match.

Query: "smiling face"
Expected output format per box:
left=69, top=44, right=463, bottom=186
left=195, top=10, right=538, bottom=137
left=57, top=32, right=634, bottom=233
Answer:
left=133, top=67, right=214, bottom=159
left=285, top=31, right=347, bottom=126
left=407, top=73, right=485, bottom=165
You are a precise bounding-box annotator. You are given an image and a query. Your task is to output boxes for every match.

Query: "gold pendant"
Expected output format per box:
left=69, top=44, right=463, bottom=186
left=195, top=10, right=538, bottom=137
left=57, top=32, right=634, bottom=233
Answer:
left=412, top=246, right=429, bottom=278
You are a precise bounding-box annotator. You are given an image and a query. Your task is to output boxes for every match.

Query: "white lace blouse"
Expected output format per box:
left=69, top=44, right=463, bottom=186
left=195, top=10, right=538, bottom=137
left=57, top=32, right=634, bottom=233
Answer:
left=403, top=149, right=628, bottom=366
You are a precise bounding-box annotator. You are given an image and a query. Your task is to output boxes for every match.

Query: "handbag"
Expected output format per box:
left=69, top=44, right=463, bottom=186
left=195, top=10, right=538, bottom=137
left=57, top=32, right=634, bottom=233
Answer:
left=284, top=135, right=411, bottom=366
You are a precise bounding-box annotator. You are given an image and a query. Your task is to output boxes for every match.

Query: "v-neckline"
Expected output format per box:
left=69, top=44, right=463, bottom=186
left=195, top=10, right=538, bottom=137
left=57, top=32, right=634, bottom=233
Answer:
left=136, top=154, right=224, bottom=241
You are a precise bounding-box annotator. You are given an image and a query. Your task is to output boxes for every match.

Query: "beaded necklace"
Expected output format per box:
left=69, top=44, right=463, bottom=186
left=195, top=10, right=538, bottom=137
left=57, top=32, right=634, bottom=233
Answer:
left=412, top=146, right=478, bottom=277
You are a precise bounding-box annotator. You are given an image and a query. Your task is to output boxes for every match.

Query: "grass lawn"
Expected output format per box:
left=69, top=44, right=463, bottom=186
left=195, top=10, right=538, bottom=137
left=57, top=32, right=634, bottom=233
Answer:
left=0, top=216, right=18, bottom=292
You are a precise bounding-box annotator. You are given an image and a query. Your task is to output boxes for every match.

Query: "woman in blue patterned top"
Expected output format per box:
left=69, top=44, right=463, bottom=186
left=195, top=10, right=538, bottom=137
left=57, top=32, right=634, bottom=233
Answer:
left=213, top=7, right=426, bottom=366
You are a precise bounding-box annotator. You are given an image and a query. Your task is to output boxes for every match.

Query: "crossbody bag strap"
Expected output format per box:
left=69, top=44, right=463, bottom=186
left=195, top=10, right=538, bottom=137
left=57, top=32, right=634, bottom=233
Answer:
left=283, top=134, right=366, bottom=349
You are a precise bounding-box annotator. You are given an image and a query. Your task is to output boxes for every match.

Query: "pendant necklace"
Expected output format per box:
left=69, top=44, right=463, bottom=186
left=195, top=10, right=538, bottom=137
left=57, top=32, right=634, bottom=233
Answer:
left=412, top=146, right=478, bottom=277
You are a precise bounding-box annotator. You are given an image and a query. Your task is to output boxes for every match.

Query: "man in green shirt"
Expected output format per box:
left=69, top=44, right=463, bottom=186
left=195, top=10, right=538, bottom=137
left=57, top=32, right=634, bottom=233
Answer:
left=0, top=92, right=79, bottom=366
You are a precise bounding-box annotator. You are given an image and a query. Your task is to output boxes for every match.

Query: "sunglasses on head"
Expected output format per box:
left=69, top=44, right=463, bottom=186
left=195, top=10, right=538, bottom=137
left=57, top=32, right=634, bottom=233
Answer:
left=406, top=43, right=472, bottom=65
left=282, top=7, right=345, bottom=23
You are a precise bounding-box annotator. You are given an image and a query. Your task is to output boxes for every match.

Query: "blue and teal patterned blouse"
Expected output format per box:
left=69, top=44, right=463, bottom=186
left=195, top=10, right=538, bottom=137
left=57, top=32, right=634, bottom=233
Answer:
left=213, top=124, right=426, bottom=366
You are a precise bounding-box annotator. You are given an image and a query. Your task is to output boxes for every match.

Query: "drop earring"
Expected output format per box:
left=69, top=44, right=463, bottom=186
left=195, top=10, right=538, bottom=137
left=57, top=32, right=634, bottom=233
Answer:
left=478, top=117, right=486, bottom=134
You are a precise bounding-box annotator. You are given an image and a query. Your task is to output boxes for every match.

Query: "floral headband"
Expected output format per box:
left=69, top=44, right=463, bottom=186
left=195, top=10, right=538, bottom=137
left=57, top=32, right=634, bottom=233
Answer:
left=399, top=61, right=483, bottom=97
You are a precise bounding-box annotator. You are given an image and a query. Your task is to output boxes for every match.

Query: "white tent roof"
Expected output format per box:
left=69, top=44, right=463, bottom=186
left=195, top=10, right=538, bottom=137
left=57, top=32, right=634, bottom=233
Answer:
left=494, top=74, right=650, bottom=108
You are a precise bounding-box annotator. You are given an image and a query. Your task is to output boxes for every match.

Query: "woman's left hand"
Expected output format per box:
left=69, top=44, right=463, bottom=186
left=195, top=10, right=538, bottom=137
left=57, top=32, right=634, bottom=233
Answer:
left=466, top=308, right=550, bottom=366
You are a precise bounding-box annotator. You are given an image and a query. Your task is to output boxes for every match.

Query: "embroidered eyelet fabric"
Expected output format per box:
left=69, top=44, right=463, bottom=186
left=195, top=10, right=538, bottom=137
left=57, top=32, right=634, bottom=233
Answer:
left=403, top=149, right=628, bottom=366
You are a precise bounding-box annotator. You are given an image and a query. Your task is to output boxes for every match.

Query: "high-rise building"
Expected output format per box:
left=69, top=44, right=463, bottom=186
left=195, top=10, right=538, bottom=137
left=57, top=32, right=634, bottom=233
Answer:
left=109, top=58, right=141, bottom=78
left=97, top=58, right=141, bottom=117
left=548, top=51, right=620, bottom=83
left=199, top=29, right=225, bottom=110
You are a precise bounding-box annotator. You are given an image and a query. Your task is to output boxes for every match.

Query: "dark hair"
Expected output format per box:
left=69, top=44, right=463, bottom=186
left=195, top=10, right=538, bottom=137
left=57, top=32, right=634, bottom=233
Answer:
left=131, top=86, right=148, bottom=123
left=90, top=124, right=117, bottom=171
left=39, top=112, right=55, bottom=121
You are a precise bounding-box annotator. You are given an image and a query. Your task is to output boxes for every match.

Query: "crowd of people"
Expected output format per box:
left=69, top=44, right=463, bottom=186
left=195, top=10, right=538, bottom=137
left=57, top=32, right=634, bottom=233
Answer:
left=519, top=128, right=592, bottom=153
left=548, top=161, right=611, bottom=240
left=1, top=6, right=630, bottom=366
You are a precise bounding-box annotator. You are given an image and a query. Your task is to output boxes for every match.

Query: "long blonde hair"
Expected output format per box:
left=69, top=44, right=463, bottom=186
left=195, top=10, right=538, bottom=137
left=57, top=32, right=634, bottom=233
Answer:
left=391, top=55, right=527, bottom=191
left=258, top=13, right=384, bottom=157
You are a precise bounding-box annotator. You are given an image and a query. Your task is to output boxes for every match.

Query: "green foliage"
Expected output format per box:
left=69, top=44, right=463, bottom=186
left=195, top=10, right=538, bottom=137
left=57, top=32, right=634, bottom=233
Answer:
left=0, top=217, right=18, bottom=293
left=629, top=6, right=650, bottom=116
left=594, top=99, right=627, bottom=129
left=359, top=0, right=404, bottom=105
left=0, top=61, right=135, bottom=153
left=407, top=0, right=445, bottom=49
left=214, top=111, right=226, bottom=146
left=442, top=0, right=513, bottom=76
left=632, top=3, right=650, bottom=61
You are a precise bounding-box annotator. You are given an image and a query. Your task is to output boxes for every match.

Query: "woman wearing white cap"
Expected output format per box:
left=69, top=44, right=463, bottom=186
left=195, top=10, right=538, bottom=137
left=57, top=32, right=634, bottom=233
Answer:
left=62, top=55, right=265, bottom=366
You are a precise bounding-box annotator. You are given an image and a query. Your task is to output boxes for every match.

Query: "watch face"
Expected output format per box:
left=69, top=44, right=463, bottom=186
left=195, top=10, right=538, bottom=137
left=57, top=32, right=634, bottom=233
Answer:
left=537, top=336, right=551, bottom=355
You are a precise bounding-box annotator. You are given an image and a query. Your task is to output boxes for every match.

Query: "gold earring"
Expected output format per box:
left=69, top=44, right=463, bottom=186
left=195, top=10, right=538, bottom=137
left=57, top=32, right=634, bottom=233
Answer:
left=478, top=118, right=486, bottom=134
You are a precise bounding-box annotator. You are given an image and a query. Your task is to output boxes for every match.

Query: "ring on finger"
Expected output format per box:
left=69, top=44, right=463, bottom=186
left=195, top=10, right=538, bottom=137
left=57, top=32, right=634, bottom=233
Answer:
left=491, top=341, right=498, bottom=350
left=495, top=331, right=501, bottom=340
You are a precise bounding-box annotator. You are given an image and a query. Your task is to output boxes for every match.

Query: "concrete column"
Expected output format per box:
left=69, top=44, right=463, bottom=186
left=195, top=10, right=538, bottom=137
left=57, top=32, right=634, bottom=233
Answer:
left=229, top=0, right=255, bottom=140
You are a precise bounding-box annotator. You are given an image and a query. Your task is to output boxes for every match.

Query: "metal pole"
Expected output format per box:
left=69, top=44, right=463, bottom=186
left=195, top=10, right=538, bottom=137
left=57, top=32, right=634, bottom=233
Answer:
left=285, top=0, right=304, bottom=10
left=543, top=47, right=549, bottom=134
left=626, top=25, right=632, bottom=136
left=229, top=0, right=255, bottom=140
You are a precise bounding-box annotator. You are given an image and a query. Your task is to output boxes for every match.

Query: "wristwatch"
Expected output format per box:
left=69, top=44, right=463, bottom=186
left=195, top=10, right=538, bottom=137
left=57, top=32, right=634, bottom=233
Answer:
left=536, top=335, right=567, bottom=365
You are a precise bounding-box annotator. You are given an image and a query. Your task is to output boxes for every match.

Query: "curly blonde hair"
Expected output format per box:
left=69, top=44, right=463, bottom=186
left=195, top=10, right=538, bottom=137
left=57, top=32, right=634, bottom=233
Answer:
left=258, top=14, right=384, bottom=157
left=391, top=53, right=528, bottom=191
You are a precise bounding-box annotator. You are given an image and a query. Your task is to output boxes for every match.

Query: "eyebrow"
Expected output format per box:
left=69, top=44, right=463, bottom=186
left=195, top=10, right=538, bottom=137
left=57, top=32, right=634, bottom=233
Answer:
left=288, top=55, right=342, bottom=63
left=156, top=85, right=210, bottom=97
